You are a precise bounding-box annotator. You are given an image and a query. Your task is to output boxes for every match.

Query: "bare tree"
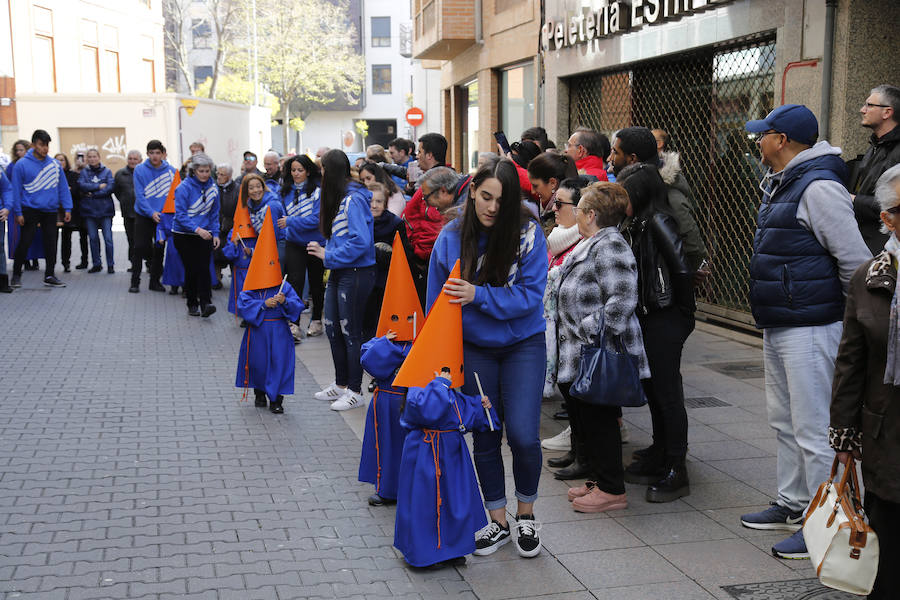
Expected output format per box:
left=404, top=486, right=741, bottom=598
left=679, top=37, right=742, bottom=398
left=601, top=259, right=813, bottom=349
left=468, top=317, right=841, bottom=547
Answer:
left=204, top=0, right=246, bottom=99
left=163, top=0, right=194, bottom=94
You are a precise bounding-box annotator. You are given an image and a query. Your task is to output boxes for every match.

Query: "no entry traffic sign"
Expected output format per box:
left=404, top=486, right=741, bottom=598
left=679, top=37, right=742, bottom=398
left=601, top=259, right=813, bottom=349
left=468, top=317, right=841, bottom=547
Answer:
left=405, top=107, right=424, bottom=127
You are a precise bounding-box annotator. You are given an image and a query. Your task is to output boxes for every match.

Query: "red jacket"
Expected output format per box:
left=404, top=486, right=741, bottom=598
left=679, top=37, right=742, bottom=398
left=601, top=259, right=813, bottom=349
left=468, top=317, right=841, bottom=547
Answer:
left=576, top=155, right=610, bottom=181
left=402, top=187, right=443, bottom=260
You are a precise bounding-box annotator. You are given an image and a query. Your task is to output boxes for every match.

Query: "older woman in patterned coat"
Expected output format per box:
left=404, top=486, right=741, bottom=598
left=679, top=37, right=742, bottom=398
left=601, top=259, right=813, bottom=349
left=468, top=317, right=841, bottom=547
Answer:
left=551, top=181, right=649, bottom=513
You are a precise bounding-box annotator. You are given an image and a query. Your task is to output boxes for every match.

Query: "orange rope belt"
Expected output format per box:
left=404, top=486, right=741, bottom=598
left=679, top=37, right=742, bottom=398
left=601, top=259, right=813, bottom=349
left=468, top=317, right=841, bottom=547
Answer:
left=371, top=387, right=404, bottom=494
left=422, top=428, right=456, bottom=549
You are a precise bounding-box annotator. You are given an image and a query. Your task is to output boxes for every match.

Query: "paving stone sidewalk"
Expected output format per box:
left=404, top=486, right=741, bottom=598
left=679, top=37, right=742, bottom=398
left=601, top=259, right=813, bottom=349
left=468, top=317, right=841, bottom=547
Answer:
left=0, top=233, right=853, bottom=599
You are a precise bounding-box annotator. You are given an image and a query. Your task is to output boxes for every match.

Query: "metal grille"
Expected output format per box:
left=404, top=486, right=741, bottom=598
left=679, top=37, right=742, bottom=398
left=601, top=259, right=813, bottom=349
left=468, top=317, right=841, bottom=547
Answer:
left=684, top=396, right=731, bottom=409
left=569, top=35, right=776, bottom=327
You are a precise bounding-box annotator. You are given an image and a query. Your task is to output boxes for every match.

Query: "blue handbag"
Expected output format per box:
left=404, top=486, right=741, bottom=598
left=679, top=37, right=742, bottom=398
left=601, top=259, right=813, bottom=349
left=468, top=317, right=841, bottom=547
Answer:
left=570, top=328, right=647, bottom=407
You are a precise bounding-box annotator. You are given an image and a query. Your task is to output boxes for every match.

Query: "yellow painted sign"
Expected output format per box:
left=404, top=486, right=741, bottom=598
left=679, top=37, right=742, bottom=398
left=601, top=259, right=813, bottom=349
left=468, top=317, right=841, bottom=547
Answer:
left=181, top=98, right=200, bottom=115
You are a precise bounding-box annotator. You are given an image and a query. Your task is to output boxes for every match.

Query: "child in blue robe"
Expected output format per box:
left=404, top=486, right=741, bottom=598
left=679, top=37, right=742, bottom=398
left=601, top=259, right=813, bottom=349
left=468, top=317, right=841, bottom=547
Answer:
left=235, top=281, right=303, bottom=413
left=221, top=228, right=256, bottom=315
left=394, top=370, right=499, bottom=568
left=358, top=331, right=412, bottom=506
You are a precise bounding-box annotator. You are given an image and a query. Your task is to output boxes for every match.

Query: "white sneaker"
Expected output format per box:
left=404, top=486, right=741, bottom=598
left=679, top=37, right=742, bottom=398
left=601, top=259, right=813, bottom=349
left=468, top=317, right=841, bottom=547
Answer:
left=620, top=421, right=630, bottom=444
left=541, top=426, right=571, bottom=451
left=307, top=320, right=324, bottom=337
left=330, top=389, right=364, bottom=411
left=289, top=323, right=303, bottom=343
left=314, top=382, right=345, bottom=401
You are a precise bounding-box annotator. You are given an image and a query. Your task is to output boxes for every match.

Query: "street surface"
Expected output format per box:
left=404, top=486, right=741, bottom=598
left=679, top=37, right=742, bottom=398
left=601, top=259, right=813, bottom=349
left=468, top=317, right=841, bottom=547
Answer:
left=0, top=233, right=855, bottom=599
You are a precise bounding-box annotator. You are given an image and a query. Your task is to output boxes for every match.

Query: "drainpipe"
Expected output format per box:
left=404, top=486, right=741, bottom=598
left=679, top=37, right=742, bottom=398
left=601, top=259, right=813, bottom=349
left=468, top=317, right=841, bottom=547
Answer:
left=475, top=0, right=483, bottom=44
left=819, top=0, right=837, bottom=139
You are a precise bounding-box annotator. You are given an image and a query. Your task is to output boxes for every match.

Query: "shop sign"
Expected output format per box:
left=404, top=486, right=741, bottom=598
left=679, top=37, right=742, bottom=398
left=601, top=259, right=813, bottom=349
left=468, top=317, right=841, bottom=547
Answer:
left=541, top=0, right=733, bottom=52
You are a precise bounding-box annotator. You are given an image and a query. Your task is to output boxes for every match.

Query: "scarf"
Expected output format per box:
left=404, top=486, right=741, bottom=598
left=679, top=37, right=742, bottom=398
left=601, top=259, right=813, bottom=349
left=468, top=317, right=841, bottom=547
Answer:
left=884, top=235, right=900, bottom=385
left=547, top=224, right=581, bottom=258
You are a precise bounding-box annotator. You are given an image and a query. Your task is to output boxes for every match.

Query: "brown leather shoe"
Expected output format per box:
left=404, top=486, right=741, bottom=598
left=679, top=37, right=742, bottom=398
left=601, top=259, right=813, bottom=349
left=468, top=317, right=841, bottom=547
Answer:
left=572, top=488, right=627, bottom=513
left=567, top=481, right=596, bottom=502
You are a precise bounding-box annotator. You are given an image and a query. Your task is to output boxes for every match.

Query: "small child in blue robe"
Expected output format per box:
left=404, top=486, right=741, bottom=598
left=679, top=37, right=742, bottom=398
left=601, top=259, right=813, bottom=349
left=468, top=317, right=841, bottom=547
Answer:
left=235, top=281, right=303, bottom=413
left=394, top=369, right=499, bottom=568
left=221, top=228, right=256, bottom=315
left=358, top=331, right=412, bottom=506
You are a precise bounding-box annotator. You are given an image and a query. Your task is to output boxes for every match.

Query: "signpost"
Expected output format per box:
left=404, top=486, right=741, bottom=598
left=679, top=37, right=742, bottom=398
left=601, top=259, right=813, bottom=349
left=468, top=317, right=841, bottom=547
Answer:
left=405, top=107, right=424, bottom=144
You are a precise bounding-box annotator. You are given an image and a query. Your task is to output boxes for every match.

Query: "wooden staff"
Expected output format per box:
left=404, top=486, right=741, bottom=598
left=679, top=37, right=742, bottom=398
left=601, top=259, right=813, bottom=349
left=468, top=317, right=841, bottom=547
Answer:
left=277, top=274, right=287, bottom=294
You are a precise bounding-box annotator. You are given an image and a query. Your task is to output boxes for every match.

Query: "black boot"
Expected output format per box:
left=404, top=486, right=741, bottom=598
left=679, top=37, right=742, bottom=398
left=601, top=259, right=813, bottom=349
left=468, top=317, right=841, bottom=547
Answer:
left=254, top=391, right=267, bottom=408
left=624, top=447, right=667, bottom=485
left=553, top=461, right=590, bottom=480
left=0, top=275, right=13, bottom=293
left=632, top=444, right=659, bottom=461
left=547, top=451, right=575, bottom=469
left=269, top=395, right=284, bottom=414
left=646, top=459, right=690, bottom=503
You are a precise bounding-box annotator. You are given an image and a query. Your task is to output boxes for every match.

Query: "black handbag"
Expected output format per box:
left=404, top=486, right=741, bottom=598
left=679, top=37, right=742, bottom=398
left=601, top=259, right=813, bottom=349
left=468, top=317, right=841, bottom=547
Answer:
left=570, top=329, right=647, bottom=407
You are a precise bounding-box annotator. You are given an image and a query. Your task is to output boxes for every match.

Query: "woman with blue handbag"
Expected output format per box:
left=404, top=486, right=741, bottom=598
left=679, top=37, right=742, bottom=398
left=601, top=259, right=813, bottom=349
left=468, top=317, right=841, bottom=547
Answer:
left=552, top=181, right=649, bottom=513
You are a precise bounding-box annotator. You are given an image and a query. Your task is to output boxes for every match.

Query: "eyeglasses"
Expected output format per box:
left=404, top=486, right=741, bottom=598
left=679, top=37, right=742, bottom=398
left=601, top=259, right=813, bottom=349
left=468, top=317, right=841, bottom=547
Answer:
left=754, top=130, right=784, bottom=143
left=886, top=205, right=900, bottom=215
left=243, top=155, right=256, bottom=161
left=422, top=189, right=438, bottom=204
left=864, top=102, right=890, bottom=109
left=553, top=199, right=576, bottom=210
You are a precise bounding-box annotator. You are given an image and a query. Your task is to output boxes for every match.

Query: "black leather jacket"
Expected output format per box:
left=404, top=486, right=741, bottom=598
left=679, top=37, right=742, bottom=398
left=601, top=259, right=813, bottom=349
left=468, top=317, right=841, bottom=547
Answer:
left=629, top=212, right=695, bottom=316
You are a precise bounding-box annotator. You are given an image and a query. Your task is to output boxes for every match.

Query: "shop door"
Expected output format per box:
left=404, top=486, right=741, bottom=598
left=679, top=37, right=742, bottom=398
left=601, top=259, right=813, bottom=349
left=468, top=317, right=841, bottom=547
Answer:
left=568, top=35, right=776, bottom=330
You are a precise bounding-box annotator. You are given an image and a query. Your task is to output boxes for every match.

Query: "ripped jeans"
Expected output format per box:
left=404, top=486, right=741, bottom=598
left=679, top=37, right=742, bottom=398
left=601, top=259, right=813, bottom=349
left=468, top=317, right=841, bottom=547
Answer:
left=323, top=266, right=375, bottom=393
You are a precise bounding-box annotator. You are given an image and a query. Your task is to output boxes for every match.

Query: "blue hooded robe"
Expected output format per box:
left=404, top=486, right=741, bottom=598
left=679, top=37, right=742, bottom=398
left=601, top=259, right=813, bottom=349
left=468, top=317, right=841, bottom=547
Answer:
left=221, top=228, right=257, bottom=315
left=358, top=336, right=412, bottom=501
left=235, top=281, right=303, bottom=401
left=394, top=376, right=499, bottom=567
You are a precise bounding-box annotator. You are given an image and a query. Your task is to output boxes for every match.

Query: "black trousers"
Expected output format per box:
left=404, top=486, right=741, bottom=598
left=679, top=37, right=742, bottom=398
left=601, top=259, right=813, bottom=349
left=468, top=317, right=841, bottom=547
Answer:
left=559, top=381, right=625, bottom=495
left=131, top=214, right=163, bottom=287
left=123, top=216, right=136, bottom=269
left=173, top=234, right=212, bottom=308
left=284, top=241, right=324, bottom=321
left=13, top=209, right=59, bottom=277
left=866, top=491, right=900, bottom=599
left=639, top=306, right=694, bottom=462
left=60, top=226, right=88, bottom=267
left=362, top=285, right=384, bottom=341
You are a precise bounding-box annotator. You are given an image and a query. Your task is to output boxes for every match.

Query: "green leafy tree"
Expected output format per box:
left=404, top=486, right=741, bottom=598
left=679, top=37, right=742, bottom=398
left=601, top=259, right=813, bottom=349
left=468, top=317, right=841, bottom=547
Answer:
left=355, top=120, right=369, bottom=148
left=195, top=74, right=280, bottom=116
left=229, top=0, right=364, bottom=150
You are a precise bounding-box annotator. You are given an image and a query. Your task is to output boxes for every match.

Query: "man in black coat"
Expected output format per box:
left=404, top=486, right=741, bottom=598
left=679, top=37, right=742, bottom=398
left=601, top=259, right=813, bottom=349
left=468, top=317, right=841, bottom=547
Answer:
left=113, top=150, right=141, bottom=272
left=851, top=84, right=900, bottom=255
left=215, top=163, right=238, bottom=285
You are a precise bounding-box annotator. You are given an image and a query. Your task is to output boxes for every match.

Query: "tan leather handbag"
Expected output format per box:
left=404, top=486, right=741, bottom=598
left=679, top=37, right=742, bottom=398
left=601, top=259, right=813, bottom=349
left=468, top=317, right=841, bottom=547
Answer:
left=803, top=456, right=879, bottom=595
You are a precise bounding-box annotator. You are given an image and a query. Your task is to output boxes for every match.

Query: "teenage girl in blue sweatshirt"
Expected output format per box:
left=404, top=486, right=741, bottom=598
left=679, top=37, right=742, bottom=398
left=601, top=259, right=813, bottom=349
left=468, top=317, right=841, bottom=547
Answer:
left=427, top=159, right=548, bottom=559
left=172, top=153, right=220, bottom=317
left=243, top=174, right=285, bottom=268
left=277, top=155, right=326, bottom=337
left=307, top=149, right=375, bottom=412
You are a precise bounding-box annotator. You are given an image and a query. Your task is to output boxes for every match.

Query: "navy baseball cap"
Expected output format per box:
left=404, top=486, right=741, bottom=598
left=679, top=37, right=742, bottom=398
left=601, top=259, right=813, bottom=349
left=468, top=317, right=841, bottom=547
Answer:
left=745, top=104, right=819, bottom=146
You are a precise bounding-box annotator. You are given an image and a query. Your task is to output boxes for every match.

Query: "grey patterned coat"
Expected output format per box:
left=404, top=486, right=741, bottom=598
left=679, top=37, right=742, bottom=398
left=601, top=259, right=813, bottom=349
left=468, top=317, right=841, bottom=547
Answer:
left=554, top=227, right=650, bottom=383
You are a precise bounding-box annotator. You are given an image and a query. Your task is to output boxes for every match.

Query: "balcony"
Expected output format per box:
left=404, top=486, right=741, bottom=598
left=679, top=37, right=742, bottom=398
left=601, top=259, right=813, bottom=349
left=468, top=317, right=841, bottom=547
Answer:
left=412, top=0, right=476, bottom=60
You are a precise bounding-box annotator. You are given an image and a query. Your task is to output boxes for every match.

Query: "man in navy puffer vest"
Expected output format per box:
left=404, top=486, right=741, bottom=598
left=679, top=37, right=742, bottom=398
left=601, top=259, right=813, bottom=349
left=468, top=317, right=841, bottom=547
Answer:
left=739, top=105, right=871, bottom=560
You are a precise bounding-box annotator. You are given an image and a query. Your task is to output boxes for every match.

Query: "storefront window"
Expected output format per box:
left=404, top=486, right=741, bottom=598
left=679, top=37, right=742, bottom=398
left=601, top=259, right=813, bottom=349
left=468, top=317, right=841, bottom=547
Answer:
left=465, top=80, right=479, bottom=172
left=501, top=62, right=535, bottom=142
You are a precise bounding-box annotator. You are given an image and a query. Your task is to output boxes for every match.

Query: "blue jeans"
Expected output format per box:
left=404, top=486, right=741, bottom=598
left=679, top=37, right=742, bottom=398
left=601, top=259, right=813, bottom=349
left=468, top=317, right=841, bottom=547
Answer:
left=0, top=220, right=6, bottom=276
left=763, top=322, right=842, bottom=512
left=462, top=332, right=546, bottom=510
left=323, top=266, right=375, bottom=393
left=84, top=216, right=114, bottom=268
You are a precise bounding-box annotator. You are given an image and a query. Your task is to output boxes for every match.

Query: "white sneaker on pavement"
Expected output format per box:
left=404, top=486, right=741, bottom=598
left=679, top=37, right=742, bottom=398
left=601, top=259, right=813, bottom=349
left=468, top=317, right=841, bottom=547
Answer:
left=330, top=389, right=365, bottom=411
left=541, top=426, right=571, bottom=451
left=314, top=382, right=345, bottom=401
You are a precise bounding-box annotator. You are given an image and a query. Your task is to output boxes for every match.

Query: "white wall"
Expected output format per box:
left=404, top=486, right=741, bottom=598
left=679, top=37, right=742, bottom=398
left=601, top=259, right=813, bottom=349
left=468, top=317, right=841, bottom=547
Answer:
left=15, top=94, right=271, bottom=173
left=10, top=0, right=165, bottom=95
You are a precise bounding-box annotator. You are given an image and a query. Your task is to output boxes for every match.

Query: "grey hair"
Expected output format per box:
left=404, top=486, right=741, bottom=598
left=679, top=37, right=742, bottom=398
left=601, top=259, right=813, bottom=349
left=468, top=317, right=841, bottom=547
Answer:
left=871, top=84, right=900, bottom=119
left=216, top=162, right=233, bottom=176
left=264, top=151, right=280, bottom=161
left=127, top=149, right=141, bottom=159
left=191, top=152, right=215, bottom=170
left=877, top=163, right=900, bottom=233
left=422, top=166, right=460, bottom=193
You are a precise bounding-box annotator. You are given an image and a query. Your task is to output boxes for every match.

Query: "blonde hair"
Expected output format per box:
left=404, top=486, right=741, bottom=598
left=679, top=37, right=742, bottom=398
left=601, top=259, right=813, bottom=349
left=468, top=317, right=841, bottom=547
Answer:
left=580, top=181, right=630, bottom=227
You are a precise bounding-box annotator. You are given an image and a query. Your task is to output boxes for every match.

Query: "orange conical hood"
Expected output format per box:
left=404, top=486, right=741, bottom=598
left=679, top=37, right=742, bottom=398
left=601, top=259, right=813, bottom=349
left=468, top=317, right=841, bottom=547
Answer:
left=392, top=260, right=464, bottom=389
left=242, top=207, right=282, bottom=291
left=376, top=232, right=425, bottom=341
left=161, top=171, right=181, bottom=214
left=231, top=187, right=257, bottom=241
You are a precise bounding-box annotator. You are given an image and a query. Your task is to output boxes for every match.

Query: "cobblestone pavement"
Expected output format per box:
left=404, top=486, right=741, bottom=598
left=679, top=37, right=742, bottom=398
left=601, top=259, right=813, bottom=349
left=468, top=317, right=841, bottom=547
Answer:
left=0, top=233, right=849, bottom=599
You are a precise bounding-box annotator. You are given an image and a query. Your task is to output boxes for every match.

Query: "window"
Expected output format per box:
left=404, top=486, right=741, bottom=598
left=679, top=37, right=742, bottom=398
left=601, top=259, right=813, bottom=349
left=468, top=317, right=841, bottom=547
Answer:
left=194, top=65, right=213, bottom=87
left=372, top=64, right=391, bottom=94
left=32, top=6, right=56, bottom=92
left=103, top=51, right=120, bottom=92
left=371, top=17, right=391, bottom=47
left=140, top=35, right=156, bottom=92
left=192, top=19, right=211, bottom=49
left=500, top=62, right=535, bottom=141
left=80, top=20, right=99, bottom=92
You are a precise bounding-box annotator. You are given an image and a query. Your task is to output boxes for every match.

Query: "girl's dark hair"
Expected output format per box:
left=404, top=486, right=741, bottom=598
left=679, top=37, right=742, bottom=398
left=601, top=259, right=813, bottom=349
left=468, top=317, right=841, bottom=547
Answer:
left=54, top=153, right=70, bottom=171
left=280, top=155, right=320, bottom=199
left=359, top=162, right=400, bottom=197
left=459, top=159, right=533, bottom=286
left=617, top=163, right=673, bottom=219
left=510, top=140, right=541, bottom=169
left=239, top=173, right=267, bottom=208
left=558, top=174, right=596, bottom=206
left=320, top=149, right=351, bottom=238
left=527, top=151, right=577, bottom=184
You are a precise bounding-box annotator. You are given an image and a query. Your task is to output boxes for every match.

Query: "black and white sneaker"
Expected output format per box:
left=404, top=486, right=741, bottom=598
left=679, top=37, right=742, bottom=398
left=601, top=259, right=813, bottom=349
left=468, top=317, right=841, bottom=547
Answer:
left=43, top=276, right=66, bottom=287
left=473, top=520, right=510, bottom=556
left=513, top=514, right=542, bottom=558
